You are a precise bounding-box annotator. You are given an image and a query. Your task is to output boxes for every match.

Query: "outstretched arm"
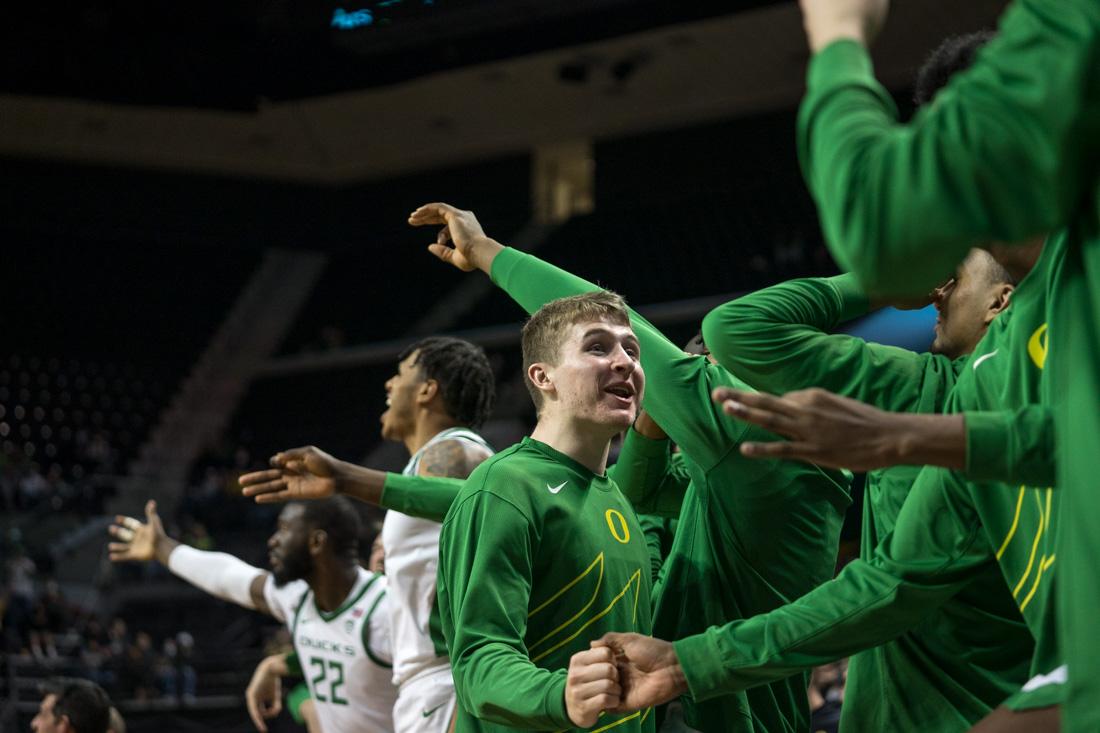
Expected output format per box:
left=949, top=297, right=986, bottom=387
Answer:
left=379, top=474, right=464, bottom=522
left=601, top=464, right=991, bottom=710
left=410, top=203, right=745, bottom=466
left=712, top=386, right=967, bottom=472
left=239, top=446, right=466, bottom=521
left=712, top=386, right=1056, bottom=485
left=797, top=0, right=1097, bottom=294
left=108, top=500, right=272, bottom=614
left=702, top=274, right=956, bottom=414
left=240, top=446, right=382, bottom=505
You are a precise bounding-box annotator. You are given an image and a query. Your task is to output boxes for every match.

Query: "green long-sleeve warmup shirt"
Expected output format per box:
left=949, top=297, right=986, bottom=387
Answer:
left=674, top=237, right=1062, bottom=718
left=797, top=1, right=1099, bottom=726
left=385, top=449, right=679, bottom=589
left=491, top=247, right=852, bottom=732
left=702, top=275, right=1033, bottom=730
left=438, top=437, right=654, bottom=732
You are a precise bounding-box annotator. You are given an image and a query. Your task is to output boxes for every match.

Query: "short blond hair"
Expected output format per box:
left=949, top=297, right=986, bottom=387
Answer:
left=521, top=291, right=631, bottom=412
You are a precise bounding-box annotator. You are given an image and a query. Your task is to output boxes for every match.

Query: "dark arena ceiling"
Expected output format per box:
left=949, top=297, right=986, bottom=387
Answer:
left=3, top=0, right=779, bottom=109
left=1, top=0, right=1008, bottom=182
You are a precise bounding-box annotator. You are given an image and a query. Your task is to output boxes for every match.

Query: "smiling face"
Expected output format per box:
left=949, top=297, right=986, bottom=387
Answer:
left=267, top=504, right=313, bottom=587
left=531, top=318, right=645, bottom=432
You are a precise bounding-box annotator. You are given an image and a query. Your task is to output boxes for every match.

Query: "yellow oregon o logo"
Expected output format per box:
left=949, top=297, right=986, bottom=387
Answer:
left=1028, top=323, right=1048, bottom=370
left=605, top=509, right=630, bottom=544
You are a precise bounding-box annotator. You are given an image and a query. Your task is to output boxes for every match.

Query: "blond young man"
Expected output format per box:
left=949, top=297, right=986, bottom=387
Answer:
left=436, top=290, right=655, bottom=731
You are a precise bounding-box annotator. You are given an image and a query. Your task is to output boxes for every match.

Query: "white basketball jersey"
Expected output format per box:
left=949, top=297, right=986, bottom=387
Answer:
left=381, top=427, right=492, bottom=687
left=265, top=568, right=397, bottom=732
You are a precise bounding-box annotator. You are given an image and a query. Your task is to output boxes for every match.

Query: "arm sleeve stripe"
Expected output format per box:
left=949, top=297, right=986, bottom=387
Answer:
left=290, top=588, right=311, bottom=639
left=362, top=590, right=393, bottom=669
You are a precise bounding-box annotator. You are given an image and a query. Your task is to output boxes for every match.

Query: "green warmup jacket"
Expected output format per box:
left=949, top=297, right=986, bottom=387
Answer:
left=673, top=237, right=1062, bottom=720
left=382, top=443, right=680, bottom=587
left=491, top=246, right=852, bottom=732
left=437, top=437, right=654, bottom=732
left=702, top=274, right=1032, bottom=730
left=797, top=1, right=1099, bottom=727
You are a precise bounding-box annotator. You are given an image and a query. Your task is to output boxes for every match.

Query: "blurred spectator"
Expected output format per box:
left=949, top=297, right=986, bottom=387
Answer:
left=29, top=628, right=60, bottom=665
left=82, top=431, right=116, bottom=472
left=20, top=468, right=49, bottom=508
left=1, top=453, right=117, bottom=518
left=38, top=580, right=73, bottom=633
left=44, top=465, right=75, bottom=511
left=7, top=546, right=37, bottom=605
left=81, top=638, right=112, bottom=688
left=2, top=556, right=200, bottom=706
left=118, top=632, right=156, bottom=700
left=107, top=618, right=129, bottom=658
left=182, top=522, right=215, bottom=552
left=158, top=632, right=198, bottom=701
left=4, top=546, right=38, bottom=648
left=27, top=582, right=72, bottom=667
left=83, top=618, right=108, bottom=647
left=181, top=443, right=277, bottom=533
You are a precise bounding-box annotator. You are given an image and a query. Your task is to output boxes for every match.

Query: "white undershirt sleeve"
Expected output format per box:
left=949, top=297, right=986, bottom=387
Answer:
left=166, top=544, right=265, bottom=610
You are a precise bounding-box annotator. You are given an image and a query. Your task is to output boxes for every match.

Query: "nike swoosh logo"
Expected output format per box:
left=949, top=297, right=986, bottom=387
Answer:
left=972, top=350, right=999, bottom=370
left=422, top=703, right=446, bottom=718
left=547, top=481, right=567, bottom=494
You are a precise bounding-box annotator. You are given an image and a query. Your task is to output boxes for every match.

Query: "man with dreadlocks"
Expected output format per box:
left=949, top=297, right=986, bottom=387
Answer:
left=240, top=337, right=496, bottom=733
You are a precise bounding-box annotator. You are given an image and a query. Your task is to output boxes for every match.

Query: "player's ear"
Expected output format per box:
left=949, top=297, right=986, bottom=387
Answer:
left=986, top=283, right=1015, bottom=323
left=417, top=379, right=439, bottom=405
left=309, top=529, right=328, bottom=556
left=527, top=363, right=555, bottom=397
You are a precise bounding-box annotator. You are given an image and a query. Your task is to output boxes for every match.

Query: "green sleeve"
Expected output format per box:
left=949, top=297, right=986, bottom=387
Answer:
left=607, top=428, right=689, bottom=518
left=379, top=473, right=464, bottom=522
left=965, top=406, right=1056, bottom=486
left=671, top=466, right=988, bottom=698
left=637, top=514, right=674, bottom=586
left=702, top=274, right=959, bottom=412
left=797, top=0, right=1098, bottom=294
left=492, top=247, right=748, bottom=469
left=438, top=491, right=570, bottom=729
left=286, top=682, right=311, bottom=725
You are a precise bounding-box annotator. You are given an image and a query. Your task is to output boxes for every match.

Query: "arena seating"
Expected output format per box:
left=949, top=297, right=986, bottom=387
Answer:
left=0, top=237, right=260, bottom=521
